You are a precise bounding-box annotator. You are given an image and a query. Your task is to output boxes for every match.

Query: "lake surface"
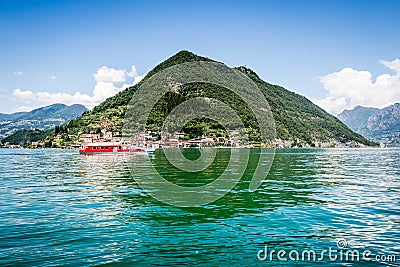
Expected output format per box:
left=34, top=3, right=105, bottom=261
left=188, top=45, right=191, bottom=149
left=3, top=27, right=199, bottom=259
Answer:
left=0, top=148, right=399, bottom=266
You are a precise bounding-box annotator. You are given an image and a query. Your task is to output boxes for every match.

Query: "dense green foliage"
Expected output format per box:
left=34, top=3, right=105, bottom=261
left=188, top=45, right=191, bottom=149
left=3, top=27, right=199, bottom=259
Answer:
left=142, top=82, right=262, bottom=140
left=45, top=50, right=376, bottom=147
left=2, top=129, right=53, bottom=145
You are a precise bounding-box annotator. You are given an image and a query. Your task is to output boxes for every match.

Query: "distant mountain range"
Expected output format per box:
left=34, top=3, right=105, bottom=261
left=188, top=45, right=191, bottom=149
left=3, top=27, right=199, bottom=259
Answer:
left=338, top=103, right=400, bottom=146
left=0, top=104, right=88, bottom=140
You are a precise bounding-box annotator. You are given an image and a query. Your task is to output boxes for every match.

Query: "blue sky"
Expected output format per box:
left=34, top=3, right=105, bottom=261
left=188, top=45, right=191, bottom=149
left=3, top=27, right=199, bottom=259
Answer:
left=1, top=0, right=400, bottom=114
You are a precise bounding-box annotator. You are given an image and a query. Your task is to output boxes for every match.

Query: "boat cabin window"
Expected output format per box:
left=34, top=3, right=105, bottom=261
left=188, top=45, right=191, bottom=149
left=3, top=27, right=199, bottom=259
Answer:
left=91, top=146, right=112, bottom=149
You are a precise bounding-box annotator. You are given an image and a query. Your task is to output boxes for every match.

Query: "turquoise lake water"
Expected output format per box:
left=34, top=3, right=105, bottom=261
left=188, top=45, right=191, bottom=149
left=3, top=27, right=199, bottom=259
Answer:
left=0, top=148, right=399, bottom=266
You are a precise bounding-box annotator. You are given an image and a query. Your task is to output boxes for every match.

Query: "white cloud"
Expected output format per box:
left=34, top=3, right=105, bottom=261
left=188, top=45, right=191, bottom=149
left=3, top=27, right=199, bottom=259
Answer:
left=380, top=58, right=400, bottom=73
left=92, top=65, right=144, bottom=103
left=12, top=65, right=144, bottom=111
left=13, top=88, right=93, bottom=109
left=313, top=59, right=400, bottom=115
left=50, top=75, right=56, bottom=80
left=93, top=66, right=127, bottom=83
left=13, top=71, right=23, bottom=76
left=126, top=65, right=144, bottom=84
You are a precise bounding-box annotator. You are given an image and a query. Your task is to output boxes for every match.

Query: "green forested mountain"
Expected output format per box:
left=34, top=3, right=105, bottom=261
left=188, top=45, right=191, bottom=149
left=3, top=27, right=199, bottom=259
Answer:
left=45, top=50, right=375, bottom=147
left=2, top=129, right=53, bottom=146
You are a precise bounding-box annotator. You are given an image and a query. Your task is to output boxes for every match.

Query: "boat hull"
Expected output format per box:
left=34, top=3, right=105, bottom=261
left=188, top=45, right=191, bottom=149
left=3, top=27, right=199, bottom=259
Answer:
left=79, top=143, right=145, bottom=154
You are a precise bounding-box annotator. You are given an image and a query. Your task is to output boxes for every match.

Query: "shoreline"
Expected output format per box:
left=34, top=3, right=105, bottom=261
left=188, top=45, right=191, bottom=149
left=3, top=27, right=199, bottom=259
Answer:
left=0, top=146, right=396, bottom=150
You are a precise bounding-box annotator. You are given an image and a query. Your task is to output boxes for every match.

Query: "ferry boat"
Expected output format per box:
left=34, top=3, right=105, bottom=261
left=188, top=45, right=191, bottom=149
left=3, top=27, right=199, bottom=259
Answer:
left=79, top=142, right=145, bottom=154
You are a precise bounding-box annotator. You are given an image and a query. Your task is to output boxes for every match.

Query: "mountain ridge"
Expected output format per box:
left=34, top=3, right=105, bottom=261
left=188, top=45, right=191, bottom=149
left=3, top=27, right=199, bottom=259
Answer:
left=0, top=103, right=88, bottom=140
left=338, top=104, right=400, bottom=146
left=42, top=50, right=375, bottom=147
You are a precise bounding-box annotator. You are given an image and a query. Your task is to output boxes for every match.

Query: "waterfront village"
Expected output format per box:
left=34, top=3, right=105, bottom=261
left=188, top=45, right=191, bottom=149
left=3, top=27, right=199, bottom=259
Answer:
left=66, top=131, right=242, bottom=149
left=0, top=119, right=370, bottom=149
left=1, top=122, right=249, bottom=149
left=1, top=129, right=367, bottom=149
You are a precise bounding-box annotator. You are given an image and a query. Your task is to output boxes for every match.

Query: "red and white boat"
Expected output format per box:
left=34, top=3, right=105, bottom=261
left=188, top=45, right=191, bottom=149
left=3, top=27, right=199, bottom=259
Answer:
left=79, top=142, right=145, bottom=154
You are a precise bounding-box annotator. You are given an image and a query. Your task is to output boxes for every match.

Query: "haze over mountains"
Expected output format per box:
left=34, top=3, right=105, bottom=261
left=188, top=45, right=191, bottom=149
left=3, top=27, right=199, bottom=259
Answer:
left=338, top=103, right=400, bottom=146
left=0, top=104, right=88, bottom=140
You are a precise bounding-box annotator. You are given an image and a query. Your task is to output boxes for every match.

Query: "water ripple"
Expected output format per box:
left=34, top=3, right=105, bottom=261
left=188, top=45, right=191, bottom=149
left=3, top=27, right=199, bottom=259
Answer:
left=0, top=148, right=398, bottom=266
